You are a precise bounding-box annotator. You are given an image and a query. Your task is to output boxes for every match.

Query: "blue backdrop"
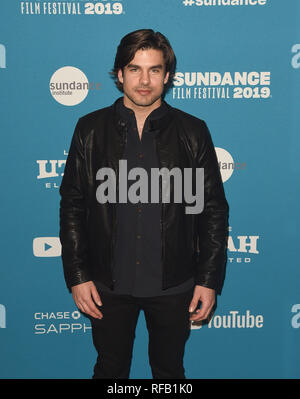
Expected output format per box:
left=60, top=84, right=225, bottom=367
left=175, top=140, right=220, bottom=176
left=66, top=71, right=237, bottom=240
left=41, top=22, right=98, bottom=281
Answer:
left=1, top=0, right=299, bottom=379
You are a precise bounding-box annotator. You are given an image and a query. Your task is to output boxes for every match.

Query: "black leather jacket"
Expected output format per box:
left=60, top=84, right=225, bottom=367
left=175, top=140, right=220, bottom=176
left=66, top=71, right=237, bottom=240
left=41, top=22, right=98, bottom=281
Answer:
left=59, top=98, right=229, bottom=294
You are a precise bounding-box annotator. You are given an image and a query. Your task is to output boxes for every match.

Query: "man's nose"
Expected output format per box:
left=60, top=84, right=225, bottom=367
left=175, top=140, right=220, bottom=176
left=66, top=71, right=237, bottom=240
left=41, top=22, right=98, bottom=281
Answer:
left=140, top=70, right=150, bottom=85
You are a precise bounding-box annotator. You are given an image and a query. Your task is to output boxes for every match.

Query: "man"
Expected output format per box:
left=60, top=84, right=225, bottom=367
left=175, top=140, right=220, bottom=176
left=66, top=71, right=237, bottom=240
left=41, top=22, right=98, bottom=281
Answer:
left=59, top=29, right=229, bottom=379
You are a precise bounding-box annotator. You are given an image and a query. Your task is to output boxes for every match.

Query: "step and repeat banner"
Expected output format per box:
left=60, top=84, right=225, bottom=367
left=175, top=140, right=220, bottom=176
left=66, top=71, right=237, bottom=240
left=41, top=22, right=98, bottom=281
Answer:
left=0, top=0, right=299, bottom=379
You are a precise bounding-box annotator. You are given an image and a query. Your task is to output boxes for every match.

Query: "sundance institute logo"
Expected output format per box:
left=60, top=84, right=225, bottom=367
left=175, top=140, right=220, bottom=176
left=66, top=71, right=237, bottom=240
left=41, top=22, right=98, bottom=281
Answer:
left=49, top=66, right=100, bottom=106
left=96, top=160, right=204, bottom=214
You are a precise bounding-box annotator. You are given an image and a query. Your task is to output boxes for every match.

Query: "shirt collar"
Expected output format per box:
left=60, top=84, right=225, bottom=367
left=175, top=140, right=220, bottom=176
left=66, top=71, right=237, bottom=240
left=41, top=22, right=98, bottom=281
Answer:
left=113, top=96, right=172, bottom=135
left=115, top=96, right=169, bottom=125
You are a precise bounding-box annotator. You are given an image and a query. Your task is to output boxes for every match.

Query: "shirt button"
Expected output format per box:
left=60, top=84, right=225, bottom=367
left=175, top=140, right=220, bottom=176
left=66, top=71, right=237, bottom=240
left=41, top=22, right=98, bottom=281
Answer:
left=138, top=208, right=142, bottom=214
left=138, top=153, right=143, bottom=159
left=137, top=234, right=141, bottom=239
left=136, top=260, right=140, bottom=265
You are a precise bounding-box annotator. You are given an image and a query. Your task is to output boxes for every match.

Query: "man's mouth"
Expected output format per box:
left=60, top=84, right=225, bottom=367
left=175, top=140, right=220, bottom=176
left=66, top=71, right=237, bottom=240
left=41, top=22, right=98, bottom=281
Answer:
left=136, top=88, right=151, bottom=95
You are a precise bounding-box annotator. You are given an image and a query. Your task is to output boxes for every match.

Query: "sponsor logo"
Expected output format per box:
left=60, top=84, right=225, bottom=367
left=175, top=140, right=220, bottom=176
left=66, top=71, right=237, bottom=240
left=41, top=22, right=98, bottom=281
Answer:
left=172, top=71, right=271, bottom=100
left=182, top=0, right=267, bottom=7
left=33, top=237, right=61, bottom=257
left=228, top=226, right=259, bottom=264
left=49, top=66, right=101, bottom=106
left=0, top=44, right=6, bottom=69
left=34, top=310, right=91, bottom=334
left=215, top=147, right=246, bottom=183
left=291, top=44, right=300, bottom=69
left=291, top=304, right=300, bottom=328
left=191, top=309, right=264, bottom=329
left=36, top=150, right=67, bottom=189
left=20, top=1, right=124, bottom=16
left=0, top=305, right=6, bottom=329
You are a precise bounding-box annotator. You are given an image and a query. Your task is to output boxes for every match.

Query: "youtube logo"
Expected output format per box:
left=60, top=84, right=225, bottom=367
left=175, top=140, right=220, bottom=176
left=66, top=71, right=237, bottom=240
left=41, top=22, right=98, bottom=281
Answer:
left=33, top=237, right=61, bottom=257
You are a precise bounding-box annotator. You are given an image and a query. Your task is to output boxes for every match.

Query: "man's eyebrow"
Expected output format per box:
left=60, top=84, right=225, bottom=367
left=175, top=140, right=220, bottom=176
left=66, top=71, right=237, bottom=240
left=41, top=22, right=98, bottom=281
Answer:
left=126, top=64, right=164, bottom=69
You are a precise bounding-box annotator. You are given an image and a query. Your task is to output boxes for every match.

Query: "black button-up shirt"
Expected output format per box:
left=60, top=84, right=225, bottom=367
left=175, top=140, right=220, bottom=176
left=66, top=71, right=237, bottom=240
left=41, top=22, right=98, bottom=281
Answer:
left=95, top=97, right=195, bottom=297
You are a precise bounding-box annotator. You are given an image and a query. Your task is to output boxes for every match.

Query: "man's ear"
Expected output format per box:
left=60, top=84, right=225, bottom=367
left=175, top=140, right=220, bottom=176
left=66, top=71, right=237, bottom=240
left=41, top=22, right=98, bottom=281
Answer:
left=164, top=71, right=170, bottom=85
left=117, top=69, right=124, bottom=84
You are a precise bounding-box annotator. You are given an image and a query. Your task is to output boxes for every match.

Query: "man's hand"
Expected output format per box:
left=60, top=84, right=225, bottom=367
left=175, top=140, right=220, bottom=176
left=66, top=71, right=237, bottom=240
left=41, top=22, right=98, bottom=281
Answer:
left=189, top=285, right=215, bottom=322
left=71, top=281, right=103, bottom=319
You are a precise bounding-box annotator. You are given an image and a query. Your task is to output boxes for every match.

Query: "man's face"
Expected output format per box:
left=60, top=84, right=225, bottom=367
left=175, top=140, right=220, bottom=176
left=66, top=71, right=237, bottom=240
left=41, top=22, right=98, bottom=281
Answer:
left=117, top=48, right=169, bottom=109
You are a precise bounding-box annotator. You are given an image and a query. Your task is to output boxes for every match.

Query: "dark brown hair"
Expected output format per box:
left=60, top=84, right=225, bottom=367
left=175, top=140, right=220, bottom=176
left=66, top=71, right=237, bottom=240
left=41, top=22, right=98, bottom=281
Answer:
left=111, top=29, right=177, bottom=93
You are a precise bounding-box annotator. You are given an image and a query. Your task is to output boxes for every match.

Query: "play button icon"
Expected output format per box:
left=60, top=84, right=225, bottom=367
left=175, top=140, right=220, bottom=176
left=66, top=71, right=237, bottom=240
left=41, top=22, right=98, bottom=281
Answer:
left=33, top=237, right=61, bottom=257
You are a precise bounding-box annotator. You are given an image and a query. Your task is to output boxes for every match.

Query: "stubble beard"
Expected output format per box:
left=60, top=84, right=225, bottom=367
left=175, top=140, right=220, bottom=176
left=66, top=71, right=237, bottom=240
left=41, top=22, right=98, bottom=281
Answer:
left=124, top=87, right=163, bottom=108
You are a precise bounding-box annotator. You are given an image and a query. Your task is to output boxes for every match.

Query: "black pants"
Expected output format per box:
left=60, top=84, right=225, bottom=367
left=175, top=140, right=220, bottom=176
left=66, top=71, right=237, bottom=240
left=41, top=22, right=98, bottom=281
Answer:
left=89, top=288, right=194, bottom=379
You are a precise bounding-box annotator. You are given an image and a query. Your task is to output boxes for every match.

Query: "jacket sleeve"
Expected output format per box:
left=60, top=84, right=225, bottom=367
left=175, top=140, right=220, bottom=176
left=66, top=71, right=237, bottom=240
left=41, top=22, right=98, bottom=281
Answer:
left=195, top=121, right=229, bottom=294
left=59, top=119, right=92, bottom=291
